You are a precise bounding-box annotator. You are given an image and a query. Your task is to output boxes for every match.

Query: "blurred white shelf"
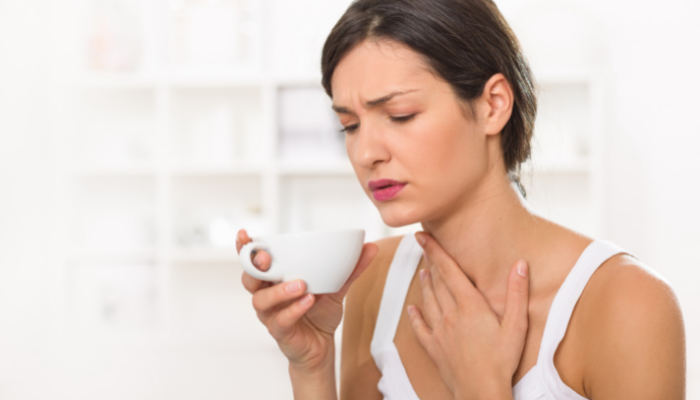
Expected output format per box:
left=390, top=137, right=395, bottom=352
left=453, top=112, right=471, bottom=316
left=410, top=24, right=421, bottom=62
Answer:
left=79, top=72, right=268, bottom=89
left=170, top=248, right=241, bottom=264
left=165, top=71, right=266, bottom=88
left=68, top=248, right=157, bottom=262
left=170, top=163, right=266, bottom=177
left=71, top=164, right=156, bottom=177
left=278, top=160, right=354, bottom=176
left=78, top=73, right=160, bottom=89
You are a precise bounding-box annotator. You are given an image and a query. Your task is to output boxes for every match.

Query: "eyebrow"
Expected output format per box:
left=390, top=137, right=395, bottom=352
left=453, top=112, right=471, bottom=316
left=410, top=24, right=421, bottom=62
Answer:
left=331, top=89, right=419, bottom=114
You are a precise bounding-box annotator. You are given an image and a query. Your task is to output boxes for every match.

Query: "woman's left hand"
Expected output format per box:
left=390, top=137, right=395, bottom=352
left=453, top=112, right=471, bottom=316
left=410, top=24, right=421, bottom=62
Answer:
left=407, top=231, right=530, bottom=400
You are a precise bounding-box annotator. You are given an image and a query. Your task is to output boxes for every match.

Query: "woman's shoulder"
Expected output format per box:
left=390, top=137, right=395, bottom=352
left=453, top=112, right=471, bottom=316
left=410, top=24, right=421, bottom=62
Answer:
left=581, top=251, right=681, bottom=336
left=569, top=250, right=685, bottom=396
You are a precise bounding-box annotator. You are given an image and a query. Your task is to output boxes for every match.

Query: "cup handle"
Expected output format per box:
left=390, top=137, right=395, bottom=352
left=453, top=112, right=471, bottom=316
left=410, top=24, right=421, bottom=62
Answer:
left=239, top=242, right=283, bottom=282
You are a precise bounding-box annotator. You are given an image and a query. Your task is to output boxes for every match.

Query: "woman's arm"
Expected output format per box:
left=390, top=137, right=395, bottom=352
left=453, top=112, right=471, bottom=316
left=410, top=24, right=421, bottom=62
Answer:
left=340, top=236, right=403, bottom=400
left=576, top=255, right=686, bottom=399
left=288, top=354, right=338, bottom=400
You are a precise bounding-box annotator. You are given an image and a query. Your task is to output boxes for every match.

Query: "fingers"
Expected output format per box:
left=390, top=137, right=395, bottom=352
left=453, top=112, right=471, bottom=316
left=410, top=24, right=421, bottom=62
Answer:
left=236, top=229, right=250, bottom=252
left=407, top=305, right=433, bottom=352
left=240, top=250, right=272, bottom=294
left=419, top=269, right=442, bottom=329
left=416, top=232, right=472, bottom=295
left=428, top=263, right=457, bottom=313
left=236, top=229, right=271, bottom=269
left=242, top=272, right=272, bottom=294
left=238, top=229, right=274, bottom=294
left=252, top=250, right=271, bottom=272
left=502, top=260, right=529, bottom=336
left=331, top=242, right=379, bottom=300
left=252, top=279, right=308, bottom=319
left=416, top=232, right=464, bottom=307
left=273, top=293, right=315, bottom=335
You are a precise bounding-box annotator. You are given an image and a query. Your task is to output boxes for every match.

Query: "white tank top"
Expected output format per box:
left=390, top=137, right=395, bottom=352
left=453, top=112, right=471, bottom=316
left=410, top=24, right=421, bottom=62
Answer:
left=370, top=234, right=627, bottom=400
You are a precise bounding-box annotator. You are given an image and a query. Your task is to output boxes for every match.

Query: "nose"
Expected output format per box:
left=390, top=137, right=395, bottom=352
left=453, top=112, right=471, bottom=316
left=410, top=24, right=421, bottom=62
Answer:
left=350, top=119, right=390, bottom=170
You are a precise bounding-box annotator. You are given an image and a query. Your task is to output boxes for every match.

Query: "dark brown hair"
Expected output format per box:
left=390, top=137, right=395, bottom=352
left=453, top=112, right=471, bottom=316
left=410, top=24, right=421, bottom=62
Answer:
left=321, top=0, right=536, bottom=192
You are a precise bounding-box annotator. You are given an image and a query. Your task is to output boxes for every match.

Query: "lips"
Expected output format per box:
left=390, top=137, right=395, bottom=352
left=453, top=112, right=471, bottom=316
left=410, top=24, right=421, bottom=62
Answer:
left=368, top=179, right=407, bottom=201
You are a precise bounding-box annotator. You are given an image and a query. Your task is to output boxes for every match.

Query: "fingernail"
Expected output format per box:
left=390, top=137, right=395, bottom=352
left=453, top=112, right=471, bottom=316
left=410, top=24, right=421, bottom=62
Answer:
left=415, top=232, right=427, bottom=247
left=517, top=261, right=528, bottom=277
left=286, top=280, right=302, bottom=294
left=407, top=305, right=414, bottom=317
left=419, top=269, right=428, bottom=282
left=299, top=294, right=313, bottom=306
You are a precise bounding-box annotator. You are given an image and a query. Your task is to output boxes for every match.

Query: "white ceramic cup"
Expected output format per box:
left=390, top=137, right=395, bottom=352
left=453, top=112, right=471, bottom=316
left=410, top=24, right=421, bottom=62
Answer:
left=238, top=229, right=365, bottom=294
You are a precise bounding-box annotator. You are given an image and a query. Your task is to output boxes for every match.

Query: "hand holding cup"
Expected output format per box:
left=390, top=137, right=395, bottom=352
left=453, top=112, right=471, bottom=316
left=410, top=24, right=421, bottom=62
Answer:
left=237, top=228, right=378, bottom=373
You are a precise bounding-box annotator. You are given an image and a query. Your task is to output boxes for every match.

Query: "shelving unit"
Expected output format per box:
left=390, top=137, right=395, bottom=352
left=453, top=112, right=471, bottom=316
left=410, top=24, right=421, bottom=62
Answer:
left=57, top=0, right=382, bottom=345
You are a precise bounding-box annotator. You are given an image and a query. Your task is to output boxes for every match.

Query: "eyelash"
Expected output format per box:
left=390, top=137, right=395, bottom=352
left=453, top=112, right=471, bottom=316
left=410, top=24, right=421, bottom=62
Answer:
left=340, top=114, right=417, bottom=134
left=340, top=123, right=359, bottom=133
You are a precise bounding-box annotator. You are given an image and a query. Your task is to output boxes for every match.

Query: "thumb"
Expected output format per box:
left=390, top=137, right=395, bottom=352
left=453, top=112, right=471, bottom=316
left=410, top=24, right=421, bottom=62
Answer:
left=502, top=260, right=530, bottom=337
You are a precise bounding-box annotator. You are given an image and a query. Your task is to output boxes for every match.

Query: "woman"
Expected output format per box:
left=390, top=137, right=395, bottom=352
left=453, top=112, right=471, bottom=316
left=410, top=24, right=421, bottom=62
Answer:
left=237, top=0, right=686, bottom=398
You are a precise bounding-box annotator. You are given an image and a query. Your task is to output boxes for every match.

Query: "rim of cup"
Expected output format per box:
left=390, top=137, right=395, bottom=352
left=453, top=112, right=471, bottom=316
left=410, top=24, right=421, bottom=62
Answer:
left=250, top=228, right=365, bottom=240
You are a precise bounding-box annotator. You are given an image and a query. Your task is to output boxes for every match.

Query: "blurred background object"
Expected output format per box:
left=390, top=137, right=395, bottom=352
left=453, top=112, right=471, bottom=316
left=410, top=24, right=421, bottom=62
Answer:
left=0, top=0, right=699, bottom=399
left=278, top=86, right=345, bottom=161
left=87, top=0, right=142, bottom=71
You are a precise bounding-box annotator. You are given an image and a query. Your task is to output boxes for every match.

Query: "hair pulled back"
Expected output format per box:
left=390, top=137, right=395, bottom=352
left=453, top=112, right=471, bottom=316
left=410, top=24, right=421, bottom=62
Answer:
left=321, top=0, right=537, bottom=190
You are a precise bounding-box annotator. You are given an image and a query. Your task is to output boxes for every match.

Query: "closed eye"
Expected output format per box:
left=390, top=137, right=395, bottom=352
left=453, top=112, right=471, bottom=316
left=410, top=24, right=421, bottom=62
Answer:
left=340, top=123, right=359, bottom=133
left=390, top=114, right=416, bottom=123
left=341, top=114, right=416, bottom=134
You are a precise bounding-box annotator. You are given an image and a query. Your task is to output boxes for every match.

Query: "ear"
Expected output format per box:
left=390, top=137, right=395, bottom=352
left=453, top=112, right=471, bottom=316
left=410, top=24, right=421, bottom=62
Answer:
left=479, top=73, right=514, bottom=136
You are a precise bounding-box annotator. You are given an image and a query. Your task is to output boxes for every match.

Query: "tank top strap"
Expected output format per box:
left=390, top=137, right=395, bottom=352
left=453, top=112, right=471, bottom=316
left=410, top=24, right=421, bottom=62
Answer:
left=370, top=234, right=424, bottom=367
left=537, top=239, right=629, bottom=399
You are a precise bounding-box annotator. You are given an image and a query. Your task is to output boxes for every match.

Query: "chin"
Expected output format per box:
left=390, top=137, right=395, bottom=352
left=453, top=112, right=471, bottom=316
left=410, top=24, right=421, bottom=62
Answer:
left=376, top=203, right=422, bottom=229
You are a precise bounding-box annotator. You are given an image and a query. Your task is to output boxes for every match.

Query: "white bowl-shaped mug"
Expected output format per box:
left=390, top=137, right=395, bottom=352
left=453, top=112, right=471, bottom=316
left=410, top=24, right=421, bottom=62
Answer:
left=238, top=229, right=365, bottom=294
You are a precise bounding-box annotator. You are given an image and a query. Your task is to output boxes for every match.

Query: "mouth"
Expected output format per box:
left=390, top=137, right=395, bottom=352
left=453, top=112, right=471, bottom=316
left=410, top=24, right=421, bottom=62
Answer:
left=368, top=179, right=407, bottom=201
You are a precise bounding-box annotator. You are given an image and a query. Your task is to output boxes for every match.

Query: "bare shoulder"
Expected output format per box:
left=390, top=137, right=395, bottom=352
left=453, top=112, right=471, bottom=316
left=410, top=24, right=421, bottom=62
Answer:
left=339, top=234, right=404, bottom=400
left=574, top=254, right=686, bottom=399
left=583, top=254, right=684, bottom=343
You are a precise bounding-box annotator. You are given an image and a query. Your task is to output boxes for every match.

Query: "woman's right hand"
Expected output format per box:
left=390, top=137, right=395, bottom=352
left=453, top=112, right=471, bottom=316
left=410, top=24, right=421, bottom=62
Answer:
left=237, top=229, right=378, bottom=374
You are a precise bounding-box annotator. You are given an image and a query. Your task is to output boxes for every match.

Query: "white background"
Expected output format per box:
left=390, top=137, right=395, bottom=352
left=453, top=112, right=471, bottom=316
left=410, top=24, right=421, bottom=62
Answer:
left=0, top=0, right=698, bottom=399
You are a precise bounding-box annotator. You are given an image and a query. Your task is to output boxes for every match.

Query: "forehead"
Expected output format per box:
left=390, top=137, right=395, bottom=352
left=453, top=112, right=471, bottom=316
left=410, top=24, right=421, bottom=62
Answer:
left=331, top=39, right=436, bottom=104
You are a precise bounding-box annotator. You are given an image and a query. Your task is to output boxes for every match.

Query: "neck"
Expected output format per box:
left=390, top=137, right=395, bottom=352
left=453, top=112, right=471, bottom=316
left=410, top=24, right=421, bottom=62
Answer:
left=420, top=171, right=540, bottom=299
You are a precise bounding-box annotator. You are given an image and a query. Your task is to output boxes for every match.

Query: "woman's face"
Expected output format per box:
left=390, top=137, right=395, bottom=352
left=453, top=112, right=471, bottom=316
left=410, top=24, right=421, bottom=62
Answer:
left=331, top=39, right=498, bottom=227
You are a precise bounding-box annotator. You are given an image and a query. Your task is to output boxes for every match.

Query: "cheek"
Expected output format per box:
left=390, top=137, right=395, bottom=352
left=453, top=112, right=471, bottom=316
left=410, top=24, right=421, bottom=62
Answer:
left=405, top=117, right=482, bottom=181
left=399, top=116, right=488, bottom=217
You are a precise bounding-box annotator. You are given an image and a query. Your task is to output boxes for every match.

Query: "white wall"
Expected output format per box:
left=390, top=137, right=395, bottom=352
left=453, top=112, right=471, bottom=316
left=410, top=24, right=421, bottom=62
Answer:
left=501, top=0, right=700, bottom=395
left=0, top=0, right=57, bottom=395
left=546, top=1, right=700, bottom=396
